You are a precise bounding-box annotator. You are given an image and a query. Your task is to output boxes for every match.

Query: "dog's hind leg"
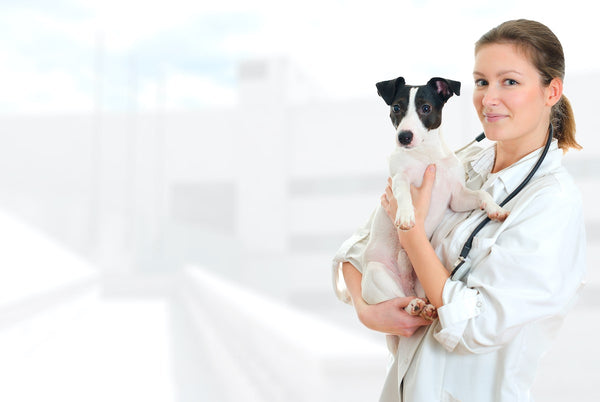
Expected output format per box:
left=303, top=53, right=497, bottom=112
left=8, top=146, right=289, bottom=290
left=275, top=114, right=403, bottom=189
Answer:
left=362, top=206, right=404, bottom=304
left=362, top=260, right=405, bottom=304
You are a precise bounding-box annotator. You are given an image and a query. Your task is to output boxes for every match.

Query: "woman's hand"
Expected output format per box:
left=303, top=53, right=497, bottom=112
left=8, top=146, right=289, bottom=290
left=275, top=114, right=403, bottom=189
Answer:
left=355, top=296, right=432, bottom=337
left=381, top=164, right=437, bottom=241
left=342, top=262, right=431, bottom=337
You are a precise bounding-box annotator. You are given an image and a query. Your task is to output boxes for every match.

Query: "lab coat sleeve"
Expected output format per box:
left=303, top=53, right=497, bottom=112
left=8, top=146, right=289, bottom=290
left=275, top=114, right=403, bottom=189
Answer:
left=433, top=182, right=586, bottom=353
left=331, top=209, right=375, bottom=304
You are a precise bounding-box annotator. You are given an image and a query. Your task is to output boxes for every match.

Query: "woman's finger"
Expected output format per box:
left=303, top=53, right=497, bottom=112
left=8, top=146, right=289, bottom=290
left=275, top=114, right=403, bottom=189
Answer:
left=410, top=164, right=436, bottom=203
left=385, top=185, right=394, bottom=199
left=421, top=164, right=436, bottom=191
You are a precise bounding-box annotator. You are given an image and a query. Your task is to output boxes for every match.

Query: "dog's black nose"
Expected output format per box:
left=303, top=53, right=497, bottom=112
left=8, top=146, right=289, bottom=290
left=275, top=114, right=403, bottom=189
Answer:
left=398, top=130, right=413, bottom=146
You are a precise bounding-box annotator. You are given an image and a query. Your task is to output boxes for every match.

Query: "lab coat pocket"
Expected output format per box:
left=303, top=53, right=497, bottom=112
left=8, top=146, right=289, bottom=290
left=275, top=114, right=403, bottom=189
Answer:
left=469, top=236, right=499, bottom=270
left=472, top=236, right=497, bottom=250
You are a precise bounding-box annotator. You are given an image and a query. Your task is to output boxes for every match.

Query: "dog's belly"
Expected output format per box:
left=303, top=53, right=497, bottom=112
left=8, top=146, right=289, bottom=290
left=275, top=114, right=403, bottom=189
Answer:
left=403, top=161, right=459, bottom=236
left=425, top=179, right=455, bottom=236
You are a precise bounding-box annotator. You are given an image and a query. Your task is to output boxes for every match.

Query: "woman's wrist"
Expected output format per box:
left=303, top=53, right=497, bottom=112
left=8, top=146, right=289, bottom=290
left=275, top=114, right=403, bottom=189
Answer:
left=397, top=223, right=448, bottom=308
left=397, top=222, right=427, bottom=249
left=355, top=301, right=374, bottom=328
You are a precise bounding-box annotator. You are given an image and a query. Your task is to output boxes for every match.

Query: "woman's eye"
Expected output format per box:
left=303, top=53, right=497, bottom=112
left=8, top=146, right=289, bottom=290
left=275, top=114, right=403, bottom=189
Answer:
left=393, top=105, right=401, bottom=113
left=475, top=79, right=488, bottom=87
left=421, top=104, right=431, bottom=114
left=504, top=79, right=519, bottom=86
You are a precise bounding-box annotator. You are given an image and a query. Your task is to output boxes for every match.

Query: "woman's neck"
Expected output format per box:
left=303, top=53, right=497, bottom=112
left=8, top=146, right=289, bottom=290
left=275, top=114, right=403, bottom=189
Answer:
left=492, top=130, right=549, bottom=173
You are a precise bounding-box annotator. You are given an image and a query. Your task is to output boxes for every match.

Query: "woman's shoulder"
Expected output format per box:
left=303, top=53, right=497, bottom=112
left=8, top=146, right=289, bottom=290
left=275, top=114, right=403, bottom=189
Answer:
left=512, top=164, right=583, bottom=220
left=536, top=162, right=581, bottom=201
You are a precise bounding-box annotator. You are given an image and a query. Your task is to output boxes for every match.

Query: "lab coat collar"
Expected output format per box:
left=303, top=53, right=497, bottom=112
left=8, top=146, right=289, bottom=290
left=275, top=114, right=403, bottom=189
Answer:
left=468, top=139, right=562, bottom=195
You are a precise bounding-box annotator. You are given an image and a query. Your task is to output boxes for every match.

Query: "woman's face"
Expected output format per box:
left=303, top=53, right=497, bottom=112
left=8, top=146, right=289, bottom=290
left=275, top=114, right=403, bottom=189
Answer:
left=472, top=43, right=556, bottom=151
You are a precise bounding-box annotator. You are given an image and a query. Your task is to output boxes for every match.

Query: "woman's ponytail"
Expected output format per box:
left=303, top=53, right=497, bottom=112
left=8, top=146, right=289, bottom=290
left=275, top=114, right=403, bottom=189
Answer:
left=552, top=94, right=581, bottom=152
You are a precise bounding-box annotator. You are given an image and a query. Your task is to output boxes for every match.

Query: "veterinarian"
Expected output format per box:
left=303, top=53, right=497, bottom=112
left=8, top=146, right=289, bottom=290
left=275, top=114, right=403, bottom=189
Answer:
left=332, top=19, right=586, bottom=401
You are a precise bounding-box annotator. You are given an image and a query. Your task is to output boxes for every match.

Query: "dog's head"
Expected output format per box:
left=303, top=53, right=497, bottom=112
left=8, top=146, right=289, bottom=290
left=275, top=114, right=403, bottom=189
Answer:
left=376, top=77, right=460, bottom=148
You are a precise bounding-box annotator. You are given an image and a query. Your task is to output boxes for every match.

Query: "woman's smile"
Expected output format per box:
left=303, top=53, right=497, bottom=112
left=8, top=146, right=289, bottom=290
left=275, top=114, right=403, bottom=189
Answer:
left=483, top=112, right=508, bottom=123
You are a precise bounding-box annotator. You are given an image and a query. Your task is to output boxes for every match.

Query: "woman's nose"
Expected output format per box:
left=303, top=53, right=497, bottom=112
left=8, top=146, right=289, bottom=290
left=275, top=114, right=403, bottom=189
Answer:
left=481, top=87, right=499, bottom=106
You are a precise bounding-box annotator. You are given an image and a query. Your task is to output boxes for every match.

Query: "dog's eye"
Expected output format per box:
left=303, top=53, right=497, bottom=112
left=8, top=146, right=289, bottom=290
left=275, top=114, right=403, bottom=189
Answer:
left=392, top=105, right=401, bottom=113
left=421, top=104, right=431, bottom=114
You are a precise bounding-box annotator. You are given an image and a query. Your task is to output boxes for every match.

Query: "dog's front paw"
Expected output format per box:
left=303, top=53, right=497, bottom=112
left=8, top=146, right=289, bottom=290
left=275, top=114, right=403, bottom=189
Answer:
left=394, top=207, right=415, bottom=230
left=404, top=298, right=438, bottom=321
left=404, top=298, right=426, bottom=315
left=419, top=303, right=438, bottom=321
left=480, top=202, right=509, bottom=222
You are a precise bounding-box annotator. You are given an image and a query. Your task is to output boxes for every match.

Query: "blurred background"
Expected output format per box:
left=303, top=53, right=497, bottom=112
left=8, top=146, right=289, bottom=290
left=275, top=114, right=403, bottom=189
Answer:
left=0, top=0, right=598, bottom=401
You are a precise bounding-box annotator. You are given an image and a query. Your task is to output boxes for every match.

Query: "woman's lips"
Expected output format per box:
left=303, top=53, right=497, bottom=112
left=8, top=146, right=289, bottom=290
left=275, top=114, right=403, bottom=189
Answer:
left=484, top=113, right=506, bottom=123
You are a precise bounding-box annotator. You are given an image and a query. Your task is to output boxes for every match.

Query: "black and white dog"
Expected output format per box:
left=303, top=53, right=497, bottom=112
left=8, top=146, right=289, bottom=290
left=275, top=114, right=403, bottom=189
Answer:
left=361, top=77, right=508, bottom=328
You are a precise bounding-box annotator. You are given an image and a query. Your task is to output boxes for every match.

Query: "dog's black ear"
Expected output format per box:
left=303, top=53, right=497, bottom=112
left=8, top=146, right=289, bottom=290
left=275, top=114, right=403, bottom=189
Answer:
left=376, top=77, right=406, bottom=105
left=428, top=77, right=461, bottom=103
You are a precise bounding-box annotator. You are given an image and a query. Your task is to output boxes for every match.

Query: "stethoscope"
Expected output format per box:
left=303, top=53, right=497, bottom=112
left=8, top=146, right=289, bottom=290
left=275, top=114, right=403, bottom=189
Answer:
left=450, top=123, right=554, bottom=281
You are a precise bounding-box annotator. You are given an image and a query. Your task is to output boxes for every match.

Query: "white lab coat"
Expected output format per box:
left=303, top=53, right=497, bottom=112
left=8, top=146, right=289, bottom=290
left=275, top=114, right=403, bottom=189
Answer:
left=332, top=140, right=586, bottom=401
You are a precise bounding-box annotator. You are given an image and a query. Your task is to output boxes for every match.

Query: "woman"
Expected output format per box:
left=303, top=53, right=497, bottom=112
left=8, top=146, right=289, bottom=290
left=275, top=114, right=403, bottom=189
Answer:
left=332, top=19, right=586, bottom=401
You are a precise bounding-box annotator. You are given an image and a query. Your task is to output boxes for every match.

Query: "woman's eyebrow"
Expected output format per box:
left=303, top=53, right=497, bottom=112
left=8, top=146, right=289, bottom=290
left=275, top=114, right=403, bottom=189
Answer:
left=473, top=69, right=524, bottom=77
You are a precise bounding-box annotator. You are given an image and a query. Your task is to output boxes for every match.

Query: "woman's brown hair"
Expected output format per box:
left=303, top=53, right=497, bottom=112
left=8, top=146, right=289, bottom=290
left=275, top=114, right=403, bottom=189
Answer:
left=475, top=19, right=582, bottom=152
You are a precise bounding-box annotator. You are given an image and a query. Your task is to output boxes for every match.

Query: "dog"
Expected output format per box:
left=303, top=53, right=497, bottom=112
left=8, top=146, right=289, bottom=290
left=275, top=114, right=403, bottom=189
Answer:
left=361, top=77, right=508, bottom=350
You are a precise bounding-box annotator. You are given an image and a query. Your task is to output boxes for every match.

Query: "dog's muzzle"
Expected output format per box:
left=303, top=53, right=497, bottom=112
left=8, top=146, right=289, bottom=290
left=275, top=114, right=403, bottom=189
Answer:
left=398, top=130, right=413, bottom=146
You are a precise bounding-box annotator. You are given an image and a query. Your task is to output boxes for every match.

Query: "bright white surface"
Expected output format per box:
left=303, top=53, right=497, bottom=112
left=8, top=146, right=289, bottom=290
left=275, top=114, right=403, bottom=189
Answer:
left=533, top=306, right=600, bottom=400
left=0, top=209, right=97, bottom=305
left=0, top=297, right=176, bottom=402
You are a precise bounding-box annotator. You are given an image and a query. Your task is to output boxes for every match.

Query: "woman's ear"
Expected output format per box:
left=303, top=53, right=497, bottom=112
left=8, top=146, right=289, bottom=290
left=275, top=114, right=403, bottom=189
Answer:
left=546, top=77, right=563, bottom=107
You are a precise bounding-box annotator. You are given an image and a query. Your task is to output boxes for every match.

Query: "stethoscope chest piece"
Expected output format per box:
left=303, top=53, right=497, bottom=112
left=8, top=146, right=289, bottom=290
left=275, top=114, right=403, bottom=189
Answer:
left=451, top=256, right=471, bottom=281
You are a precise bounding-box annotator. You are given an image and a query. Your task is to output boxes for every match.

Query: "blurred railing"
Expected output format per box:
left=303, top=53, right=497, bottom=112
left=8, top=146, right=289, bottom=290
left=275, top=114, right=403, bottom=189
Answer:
left=177, top=265, right=389, bottom=402
left=0, top=209, right=100, bottom=400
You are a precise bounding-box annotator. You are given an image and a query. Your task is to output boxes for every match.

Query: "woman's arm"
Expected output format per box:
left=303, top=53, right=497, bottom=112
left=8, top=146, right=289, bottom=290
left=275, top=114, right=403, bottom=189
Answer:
left=342, top=262, right=431, bottom=337
left=381, top=164, right=449, bottom=308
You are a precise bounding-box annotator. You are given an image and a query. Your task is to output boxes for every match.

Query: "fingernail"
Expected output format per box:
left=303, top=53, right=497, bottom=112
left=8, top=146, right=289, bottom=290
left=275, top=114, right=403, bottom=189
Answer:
left=428, top=164, right=436, bottom=172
